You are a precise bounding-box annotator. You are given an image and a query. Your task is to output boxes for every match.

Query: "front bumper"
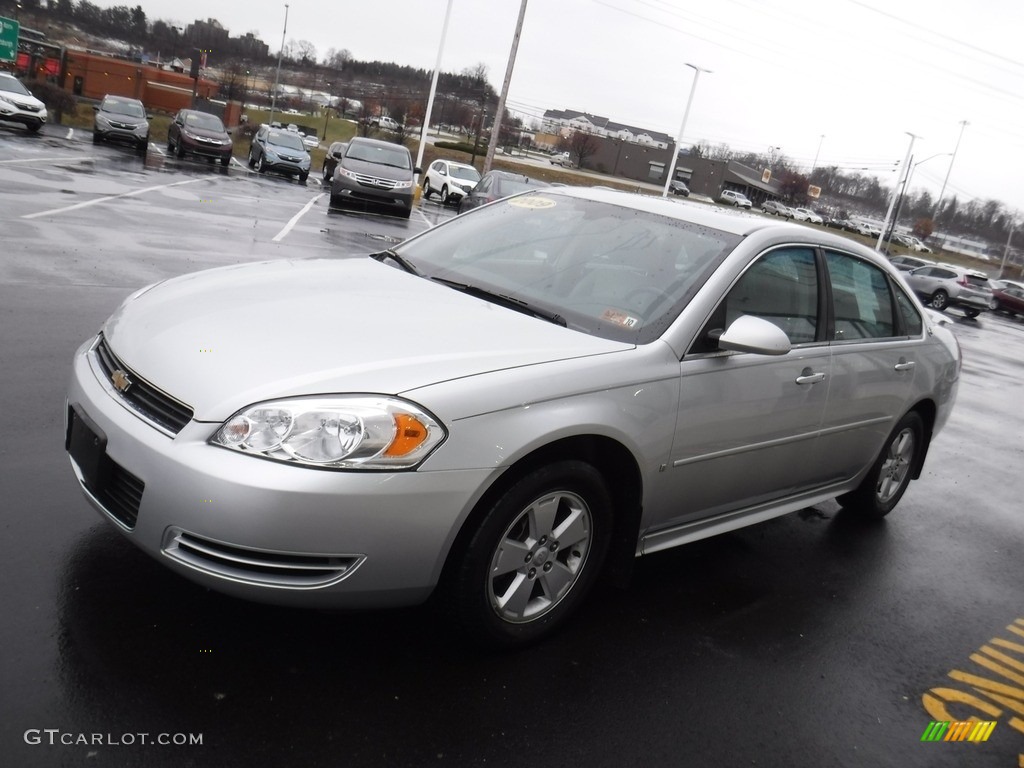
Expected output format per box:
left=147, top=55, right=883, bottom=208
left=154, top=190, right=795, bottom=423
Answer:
left=0, top=103, right=46, bottom=128
left=331, top=175, right=413, bottom=212
left=181, top=136, right=233, bottom=160
left=66, top=337, right=494, bottom=608
left=263, top=154, right=310, bottom=176
left=95, top=119, right=148, bottom=146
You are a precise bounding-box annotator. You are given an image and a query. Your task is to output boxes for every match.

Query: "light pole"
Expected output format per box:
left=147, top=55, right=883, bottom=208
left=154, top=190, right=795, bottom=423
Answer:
left=662, top=63, right=710, bottom=198
left=415, top=0, right=455, bottom=184
left=877, top=132, right=918, bottom=251
left=268, top=3, right=289, bottom=126
left=932, top=120, right=968, bottom=224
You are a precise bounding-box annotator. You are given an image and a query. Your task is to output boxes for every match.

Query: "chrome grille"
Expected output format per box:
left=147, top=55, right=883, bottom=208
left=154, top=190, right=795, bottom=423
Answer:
left=92, top=335, right=194, bottom=435
left=353, top=173, right=399, bottom=189
left=163, top=529, right=364, bottom=588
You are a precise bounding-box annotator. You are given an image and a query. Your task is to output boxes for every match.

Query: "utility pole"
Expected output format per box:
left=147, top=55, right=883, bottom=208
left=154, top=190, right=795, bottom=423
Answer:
left=877, top=132, right=918, bottom=252
left=414, top=0, right=454, bottom=182
left=932, top=120, right=968, bottom=224
left=661, top=64, right=710, bottom=198
left=483, top=0, right=529, bottom=175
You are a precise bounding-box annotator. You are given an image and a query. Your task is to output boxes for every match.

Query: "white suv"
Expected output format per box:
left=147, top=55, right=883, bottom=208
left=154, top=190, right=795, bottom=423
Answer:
left=719, top=190, right=752, bottom=208
left=422, top=159, right=481, bottom=205
left=0, top=73, right=47, bottom=133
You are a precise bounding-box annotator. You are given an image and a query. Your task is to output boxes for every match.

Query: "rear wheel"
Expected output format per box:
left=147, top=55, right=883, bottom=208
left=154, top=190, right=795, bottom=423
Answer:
left=929, top=290, right=949, bottom=311
left=838, top=411, right=924, bottom=519
left=447, top=460, right=612, bottom=647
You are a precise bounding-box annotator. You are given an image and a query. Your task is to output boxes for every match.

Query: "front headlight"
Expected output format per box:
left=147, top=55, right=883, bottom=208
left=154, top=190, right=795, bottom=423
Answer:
left=211, top=396, right=446, bottom=470
left=394, top=180, right=412, bottom=189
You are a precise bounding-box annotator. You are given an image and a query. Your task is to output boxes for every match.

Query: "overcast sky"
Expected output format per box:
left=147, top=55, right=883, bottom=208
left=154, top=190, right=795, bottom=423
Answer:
left=100, top=0, right=1024, bottom=214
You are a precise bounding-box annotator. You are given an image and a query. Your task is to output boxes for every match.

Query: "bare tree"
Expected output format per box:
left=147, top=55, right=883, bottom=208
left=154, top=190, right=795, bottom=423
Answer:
left=567, top=131, right=600, bottom=169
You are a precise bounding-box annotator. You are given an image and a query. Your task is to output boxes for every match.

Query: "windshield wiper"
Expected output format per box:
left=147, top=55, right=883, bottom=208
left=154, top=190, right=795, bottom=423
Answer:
left=430, top=277, right=567, bottom=327
left=371, top=249, right=419, bottom=275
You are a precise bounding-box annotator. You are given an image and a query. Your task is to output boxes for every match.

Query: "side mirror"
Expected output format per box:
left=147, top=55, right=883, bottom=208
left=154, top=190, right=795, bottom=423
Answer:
left=717, top=315, right=791, bottom=356
left=92, top=105, right=98, bottom=112
left=414, top=167, right=422, bottom=175
left=146, top=114, right=153, bottom=120
left=331, top=150, right=343, bottom=159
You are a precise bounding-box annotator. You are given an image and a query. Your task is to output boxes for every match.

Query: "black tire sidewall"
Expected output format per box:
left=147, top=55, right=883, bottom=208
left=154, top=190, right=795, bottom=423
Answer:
left=839, top=411, right=924, bottom=519
left=449, top=460, right=613, bottom=647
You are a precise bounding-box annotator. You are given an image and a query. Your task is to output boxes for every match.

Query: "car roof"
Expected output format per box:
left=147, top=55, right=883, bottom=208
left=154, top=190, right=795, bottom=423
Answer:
left=539, top=187, right=886, bottom=251
left=348, top=136, right=409, bottom=150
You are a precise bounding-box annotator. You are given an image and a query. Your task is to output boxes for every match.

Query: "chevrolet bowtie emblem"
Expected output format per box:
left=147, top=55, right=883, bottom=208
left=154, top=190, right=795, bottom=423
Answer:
left=111, top=369, right=132, bottom=393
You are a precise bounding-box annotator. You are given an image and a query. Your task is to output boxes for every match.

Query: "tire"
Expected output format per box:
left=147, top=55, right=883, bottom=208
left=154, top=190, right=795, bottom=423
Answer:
left=322, top=164, right=330, bottom=181
left=137, top=138, right=148, bottom=153
left=220, top=154, right=230, bottom=167
left=175, top=139, right=185, bottom=159
left=423, top=178, right=432, bottom=199
left=329, top=194, right=343, bottom=210
left=963, top=308, right=980, bottom=319
left=92, top=132, right=101, bottom=144
left=838, top=411, right=924, bottom=519
left=447, top=460, right=612, bottom=647
left=441, top=185, right=450, bottom=205
left=929, top=290, right=949, bottom=311
left=298, top=171, right=308, bottom=184
left=248, top=150, right=256, bottom=168
left=255, top=154, right=265, bottom=174
left=27, top=121, right=42, bottom=133
left=167, top=138, right=174, bottom=153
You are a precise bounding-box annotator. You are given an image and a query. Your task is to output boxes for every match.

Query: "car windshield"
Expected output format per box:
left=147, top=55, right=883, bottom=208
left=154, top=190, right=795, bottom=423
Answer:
left=268, top=130, right=306, bottom=151
left=451, top=166, right=481, bottom=182
left=392, top=192, right=740, bottom=343
left=103, top=98, right=145, bottom=118
left=184, top=112, right=225, bottom=132
left=0, top=76, right=31, bottom=96
left=346, top=143, right=411, bottom=169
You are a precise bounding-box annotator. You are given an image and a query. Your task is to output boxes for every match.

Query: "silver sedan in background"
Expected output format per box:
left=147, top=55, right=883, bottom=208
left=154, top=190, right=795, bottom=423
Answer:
left=66, top=188, right=961, bottom=647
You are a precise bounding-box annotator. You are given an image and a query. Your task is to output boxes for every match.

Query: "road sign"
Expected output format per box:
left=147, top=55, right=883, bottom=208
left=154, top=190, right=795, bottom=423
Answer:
left=0, top=16, right=19, bottom=63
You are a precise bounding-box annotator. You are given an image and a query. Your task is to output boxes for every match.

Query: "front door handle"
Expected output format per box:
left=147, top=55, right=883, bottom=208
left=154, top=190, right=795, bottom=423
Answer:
left=796, top=368, right=826, bottom=385
left=894, top=358, right=916, bottom=372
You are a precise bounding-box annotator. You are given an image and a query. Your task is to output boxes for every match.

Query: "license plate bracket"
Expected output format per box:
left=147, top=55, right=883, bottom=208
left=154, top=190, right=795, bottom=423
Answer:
left=66, top=403, right=110, bottom=491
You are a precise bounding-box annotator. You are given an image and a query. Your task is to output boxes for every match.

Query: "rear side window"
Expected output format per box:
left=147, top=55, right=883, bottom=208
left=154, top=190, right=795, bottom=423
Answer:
left=824, top=251, right=895, bottom=341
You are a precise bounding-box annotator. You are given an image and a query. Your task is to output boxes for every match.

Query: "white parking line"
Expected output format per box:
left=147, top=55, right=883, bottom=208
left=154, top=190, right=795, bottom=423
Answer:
left=21, top=177, right=210, bottom=220
left=272, top=193, right=326, bottom=242
left=66, top=128, right=74, bottom=140
left=0, top=156, right=99, bottom=165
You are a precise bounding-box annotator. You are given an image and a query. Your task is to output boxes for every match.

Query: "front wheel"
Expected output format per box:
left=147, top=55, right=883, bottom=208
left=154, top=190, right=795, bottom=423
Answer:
left=441, top=185, right=451, bottom=205
left=838, top=411, right=924, bottom=519
left=963, top=308, right=980, bottom=319
left=447, top=460, right=612, bottom=647
left=298, top=171, right=308, bottom=184
left=423, top=178, right=432, bottom=199
left=929, top=290, right=949, bottom=311
left=255, top=154, right=265, bottom=174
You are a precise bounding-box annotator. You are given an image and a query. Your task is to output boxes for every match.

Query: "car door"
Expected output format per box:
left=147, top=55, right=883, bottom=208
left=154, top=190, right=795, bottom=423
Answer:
left=816, top=249, right=923, bottom=480
left=656, top=246, right=833, bottom=531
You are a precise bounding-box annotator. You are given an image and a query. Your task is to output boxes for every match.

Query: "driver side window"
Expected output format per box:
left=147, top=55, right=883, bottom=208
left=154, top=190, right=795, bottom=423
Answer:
left=693, top=247, right=819, bottom=353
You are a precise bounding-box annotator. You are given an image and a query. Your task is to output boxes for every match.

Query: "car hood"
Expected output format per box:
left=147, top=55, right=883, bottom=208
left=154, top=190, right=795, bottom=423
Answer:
left=182, top=124, right=230, bottom=141
left=0, top=89, right=44, bottom=110
left=343, top=157, right=412, bottom=181
left=102, top=258, right=631, bottom=422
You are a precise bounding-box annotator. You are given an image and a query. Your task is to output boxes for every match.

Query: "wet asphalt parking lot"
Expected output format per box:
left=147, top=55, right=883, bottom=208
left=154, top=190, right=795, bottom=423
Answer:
left=1, top=123, right=1023, bottom=768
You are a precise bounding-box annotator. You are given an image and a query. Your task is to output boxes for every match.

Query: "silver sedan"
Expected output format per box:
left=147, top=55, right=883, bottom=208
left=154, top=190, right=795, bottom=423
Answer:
left=66, top=188, right=961, bottom=647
